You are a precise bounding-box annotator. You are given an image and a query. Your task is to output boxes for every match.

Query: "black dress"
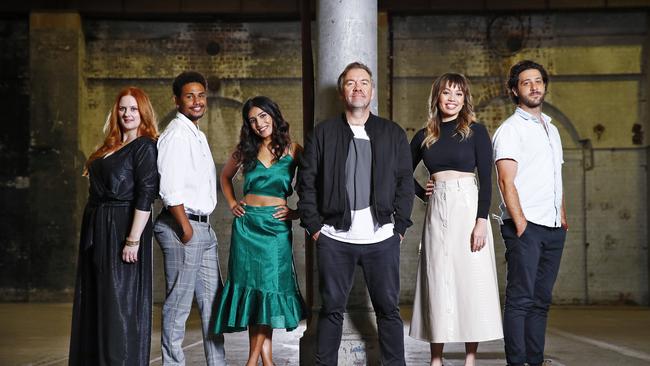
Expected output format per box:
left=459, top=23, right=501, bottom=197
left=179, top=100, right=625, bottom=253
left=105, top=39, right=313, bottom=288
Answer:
left=69, top=137, right=158, bottom=366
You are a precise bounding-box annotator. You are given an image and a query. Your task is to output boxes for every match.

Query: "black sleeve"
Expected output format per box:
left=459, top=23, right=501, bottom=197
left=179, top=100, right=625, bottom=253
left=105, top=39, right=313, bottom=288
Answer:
left=297, top=129, right=323, bottom=235
left=392, top=127, right=415, bottom=236
left=473, top=123, right=493, bottom=219
left=133, top=138, right=159, bottom=211
left=410, top=129, right=428, bottom=202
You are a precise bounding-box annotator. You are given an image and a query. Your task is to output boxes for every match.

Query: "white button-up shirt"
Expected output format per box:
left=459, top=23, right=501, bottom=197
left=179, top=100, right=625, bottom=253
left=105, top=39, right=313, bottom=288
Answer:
left=492, top=107, right=564, bottom=227
left=157, top=112, right=217, bottom=215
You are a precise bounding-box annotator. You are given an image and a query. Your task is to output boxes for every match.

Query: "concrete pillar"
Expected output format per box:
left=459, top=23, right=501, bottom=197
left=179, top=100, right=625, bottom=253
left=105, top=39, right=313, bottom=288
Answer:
left=377, top=11, right=390, bottom=119
left=314, top=0, right=378, bottom=118
left=28, top=12, right=87, bottom=300
left=300, top=1, right=381, bottom=364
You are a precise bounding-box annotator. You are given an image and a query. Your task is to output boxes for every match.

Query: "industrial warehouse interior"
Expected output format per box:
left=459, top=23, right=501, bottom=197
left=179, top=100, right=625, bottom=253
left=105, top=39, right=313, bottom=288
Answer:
left=0, top=1, right=649, bottom=365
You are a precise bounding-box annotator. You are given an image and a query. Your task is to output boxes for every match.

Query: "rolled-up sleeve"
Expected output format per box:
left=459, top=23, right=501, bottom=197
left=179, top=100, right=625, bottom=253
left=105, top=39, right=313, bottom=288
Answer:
left=134, top=138, right=159, bottom=211
left=157, top=130, right=190, bottom=207
left=492, top=123, right=520, bottom=163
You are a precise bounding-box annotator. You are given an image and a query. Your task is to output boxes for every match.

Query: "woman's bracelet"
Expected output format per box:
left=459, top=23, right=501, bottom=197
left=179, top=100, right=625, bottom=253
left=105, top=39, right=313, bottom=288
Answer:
left=125, top=238, right=140, bottom=247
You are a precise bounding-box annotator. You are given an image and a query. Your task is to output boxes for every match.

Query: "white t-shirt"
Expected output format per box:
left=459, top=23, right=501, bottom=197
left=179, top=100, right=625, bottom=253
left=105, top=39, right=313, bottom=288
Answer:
left=321, top=125, right=395, bottom=244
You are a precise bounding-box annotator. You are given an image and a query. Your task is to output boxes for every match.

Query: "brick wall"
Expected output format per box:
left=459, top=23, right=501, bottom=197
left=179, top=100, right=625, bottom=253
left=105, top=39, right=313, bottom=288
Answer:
left=81, top=20, right=306, bottom=302
left=393, top=11, right=648, bottom=305
left=1, top=9, right=648, bottom=305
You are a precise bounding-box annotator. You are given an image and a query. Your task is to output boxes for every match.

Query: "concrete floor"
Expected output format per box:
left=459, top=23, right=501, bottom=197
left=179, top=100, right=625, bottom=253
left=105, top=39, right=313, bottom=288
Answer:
left=1, top=304, right=649, bottom=366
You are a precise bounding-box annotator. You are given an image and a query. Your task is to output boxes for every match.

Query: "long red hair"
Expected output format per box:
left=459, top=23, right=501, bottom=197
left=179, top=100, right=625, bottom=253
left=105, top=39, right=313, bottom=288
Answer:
left=84, top=86, right=159, bottom=175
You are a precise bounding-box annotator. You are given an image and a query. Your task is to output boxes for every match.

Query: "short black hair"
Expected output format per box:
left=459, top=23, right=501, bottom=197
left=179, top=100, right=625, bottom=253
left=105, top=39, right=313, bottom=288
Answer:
left=172, top=71, right=208, bottom=98
left=507, top=60, right=549, bottom=105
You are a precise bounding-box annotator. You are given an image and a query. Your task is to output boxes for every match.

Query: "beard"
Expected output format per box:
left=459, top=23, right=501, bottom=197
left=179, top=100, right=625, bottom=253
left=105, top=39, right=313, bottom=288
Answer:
left=346, top=96, right=370, bottom=110
left=186, top=112, right=204, bottom=121
left=181, top=108, right=205, bottom=122
left=520, top=92, right=545, bottom=108
left=348, top=101, right=370, bottom=110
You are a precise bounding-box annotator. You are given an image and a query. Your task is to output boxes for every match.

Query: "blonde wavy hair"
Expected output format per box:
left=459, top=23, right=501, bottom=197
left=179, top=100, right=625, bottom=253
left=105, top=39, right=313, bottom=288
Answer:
left=422, top=73, right=476, bottom=148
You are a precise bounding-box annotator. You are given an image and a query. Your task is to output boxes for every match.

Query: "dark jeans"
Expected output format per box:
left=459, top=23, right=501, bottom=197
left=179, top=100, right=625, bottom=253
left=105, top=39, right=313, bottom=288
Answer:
left=315, top=234, right=405, bottom=366
left=500, top=220, right=566, bottom=366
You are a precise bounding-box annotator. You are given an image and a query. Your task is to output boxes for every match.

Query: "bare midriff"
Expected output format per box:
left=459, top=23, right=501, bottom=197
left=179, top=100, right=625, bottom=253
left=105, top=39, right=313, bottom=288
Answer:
left=242, top=193, right=287, bottom=207
left=431, top=170, right=475, bottom=182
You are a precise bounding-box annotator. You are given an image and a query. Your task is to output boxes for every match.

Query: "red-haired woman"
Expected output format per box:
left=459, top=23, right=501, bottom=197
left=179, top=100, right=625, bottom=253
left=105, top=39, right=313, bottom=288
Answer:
left=69, top=87, right=159, bottom=365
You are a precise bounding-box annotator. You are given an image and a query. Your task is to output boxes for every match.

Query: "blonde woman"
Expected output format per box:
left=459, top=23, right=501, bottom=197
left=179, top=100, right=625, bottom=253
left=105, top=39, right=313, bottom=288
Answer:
left=409, top=73, right=503, bottom=366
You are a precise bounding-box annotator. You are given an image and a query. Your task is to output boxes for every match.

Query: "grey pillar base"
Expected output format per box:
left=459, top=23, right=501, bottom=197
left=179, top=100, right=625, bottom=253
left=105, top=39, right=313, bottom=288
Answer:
left=300, top=309, right=380, bottom=366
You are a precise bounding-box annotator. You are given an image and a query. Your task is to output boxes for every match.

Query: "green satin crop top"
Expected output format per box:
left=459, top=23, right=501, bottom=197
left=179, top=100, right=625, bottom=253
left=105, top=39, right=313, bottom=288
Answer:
left=243, top=154, right=296, bottom=198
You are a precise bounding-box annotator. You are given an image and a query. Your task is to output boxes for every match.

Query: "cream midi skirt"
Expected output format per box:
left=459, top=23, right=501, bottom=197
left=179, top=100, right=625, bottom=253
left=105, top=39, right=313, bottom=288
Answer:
left=410, top=177, right=503, bottom=343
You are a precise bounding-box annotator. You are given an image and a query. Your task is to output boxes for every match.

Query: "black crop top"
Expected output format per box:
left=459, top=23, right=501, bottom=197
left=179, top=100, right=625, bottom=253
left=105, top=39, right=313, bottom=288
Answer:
left=410, top=120, right=493, bottom=219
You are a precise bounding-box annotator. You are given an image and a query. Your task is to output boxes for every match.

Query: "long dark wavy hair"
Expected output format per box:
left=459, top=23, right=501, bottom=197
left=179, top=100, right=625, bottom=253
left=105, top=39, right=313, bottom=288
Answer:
left=234, top=96, right=291, bottom=172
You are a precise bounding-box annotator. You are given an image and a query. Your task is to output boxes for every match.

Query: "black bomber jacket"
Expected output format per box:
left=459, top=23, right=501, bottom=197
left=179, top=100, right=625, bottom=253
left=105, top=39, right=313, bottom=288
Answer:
left=298, top=113, right=415, bottom=236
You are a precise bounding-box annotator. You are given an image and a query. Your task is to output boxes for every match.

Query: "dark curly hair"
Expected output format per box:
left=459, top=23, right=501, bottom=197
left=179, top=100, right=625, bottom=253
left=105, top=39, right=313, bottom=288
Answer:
left=234, top=96, right=291, bottom=172
left=172, top=71, right=208, bottom=98
left=507, top=60, right=548, bottom=105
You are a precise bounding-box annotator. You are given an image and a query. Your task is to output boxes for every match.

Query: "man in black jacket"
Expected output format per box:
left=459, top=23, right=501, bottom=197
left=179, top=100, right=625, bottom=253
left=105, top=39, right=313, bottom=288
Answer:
left=298, top=61, right=414, bottom=366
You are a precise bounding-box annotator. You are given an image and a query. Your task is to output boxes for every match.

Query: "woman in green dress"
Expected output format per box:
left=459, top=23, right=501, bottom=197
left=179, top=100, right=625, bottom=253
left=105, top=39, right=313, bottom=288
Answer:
left=215, top=96, right=306, bottom=366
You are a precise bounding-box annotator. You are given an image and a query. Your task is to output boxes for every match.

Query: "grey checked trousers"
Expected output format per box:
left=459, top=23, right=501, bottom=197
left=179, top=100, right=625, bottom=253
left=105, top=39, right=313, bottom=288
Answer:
left=154, top=212, right=226, bottom=366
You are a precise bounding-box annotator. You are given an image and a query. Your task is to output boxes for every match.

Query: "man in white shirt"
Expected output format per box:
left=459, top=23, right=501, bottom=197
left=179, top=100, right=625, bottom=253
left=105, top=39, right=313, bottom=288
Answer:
left=492, top=60, right=568, bottom=366
left=154, top=71, right=226, bottom=365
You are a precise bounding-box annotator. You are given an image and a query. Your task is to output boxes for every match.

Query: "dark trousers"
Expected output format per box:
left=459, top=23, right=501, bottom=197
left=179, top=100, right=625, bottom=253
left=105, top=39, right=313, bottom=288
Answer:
left=315, top=234, right=405, bottom=366
left=500, top=220, right=566, bottom=366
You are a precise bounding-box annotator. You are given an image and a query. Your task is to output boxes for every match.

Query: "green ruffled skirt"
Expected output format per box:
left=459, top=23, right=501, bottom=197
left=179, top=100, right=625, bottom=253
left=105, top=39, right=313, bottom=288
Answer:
left=214, top=205, right=307, bottom=334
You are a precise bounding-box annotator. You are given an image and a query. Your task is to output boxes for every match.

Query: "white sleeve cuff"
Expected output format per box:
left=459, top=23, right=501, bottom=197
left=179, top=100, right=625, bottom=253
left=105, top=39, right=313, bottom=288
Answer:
left=494, top=153, right=519, bottom=163
left=160, top=190, right=185, bottom=207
